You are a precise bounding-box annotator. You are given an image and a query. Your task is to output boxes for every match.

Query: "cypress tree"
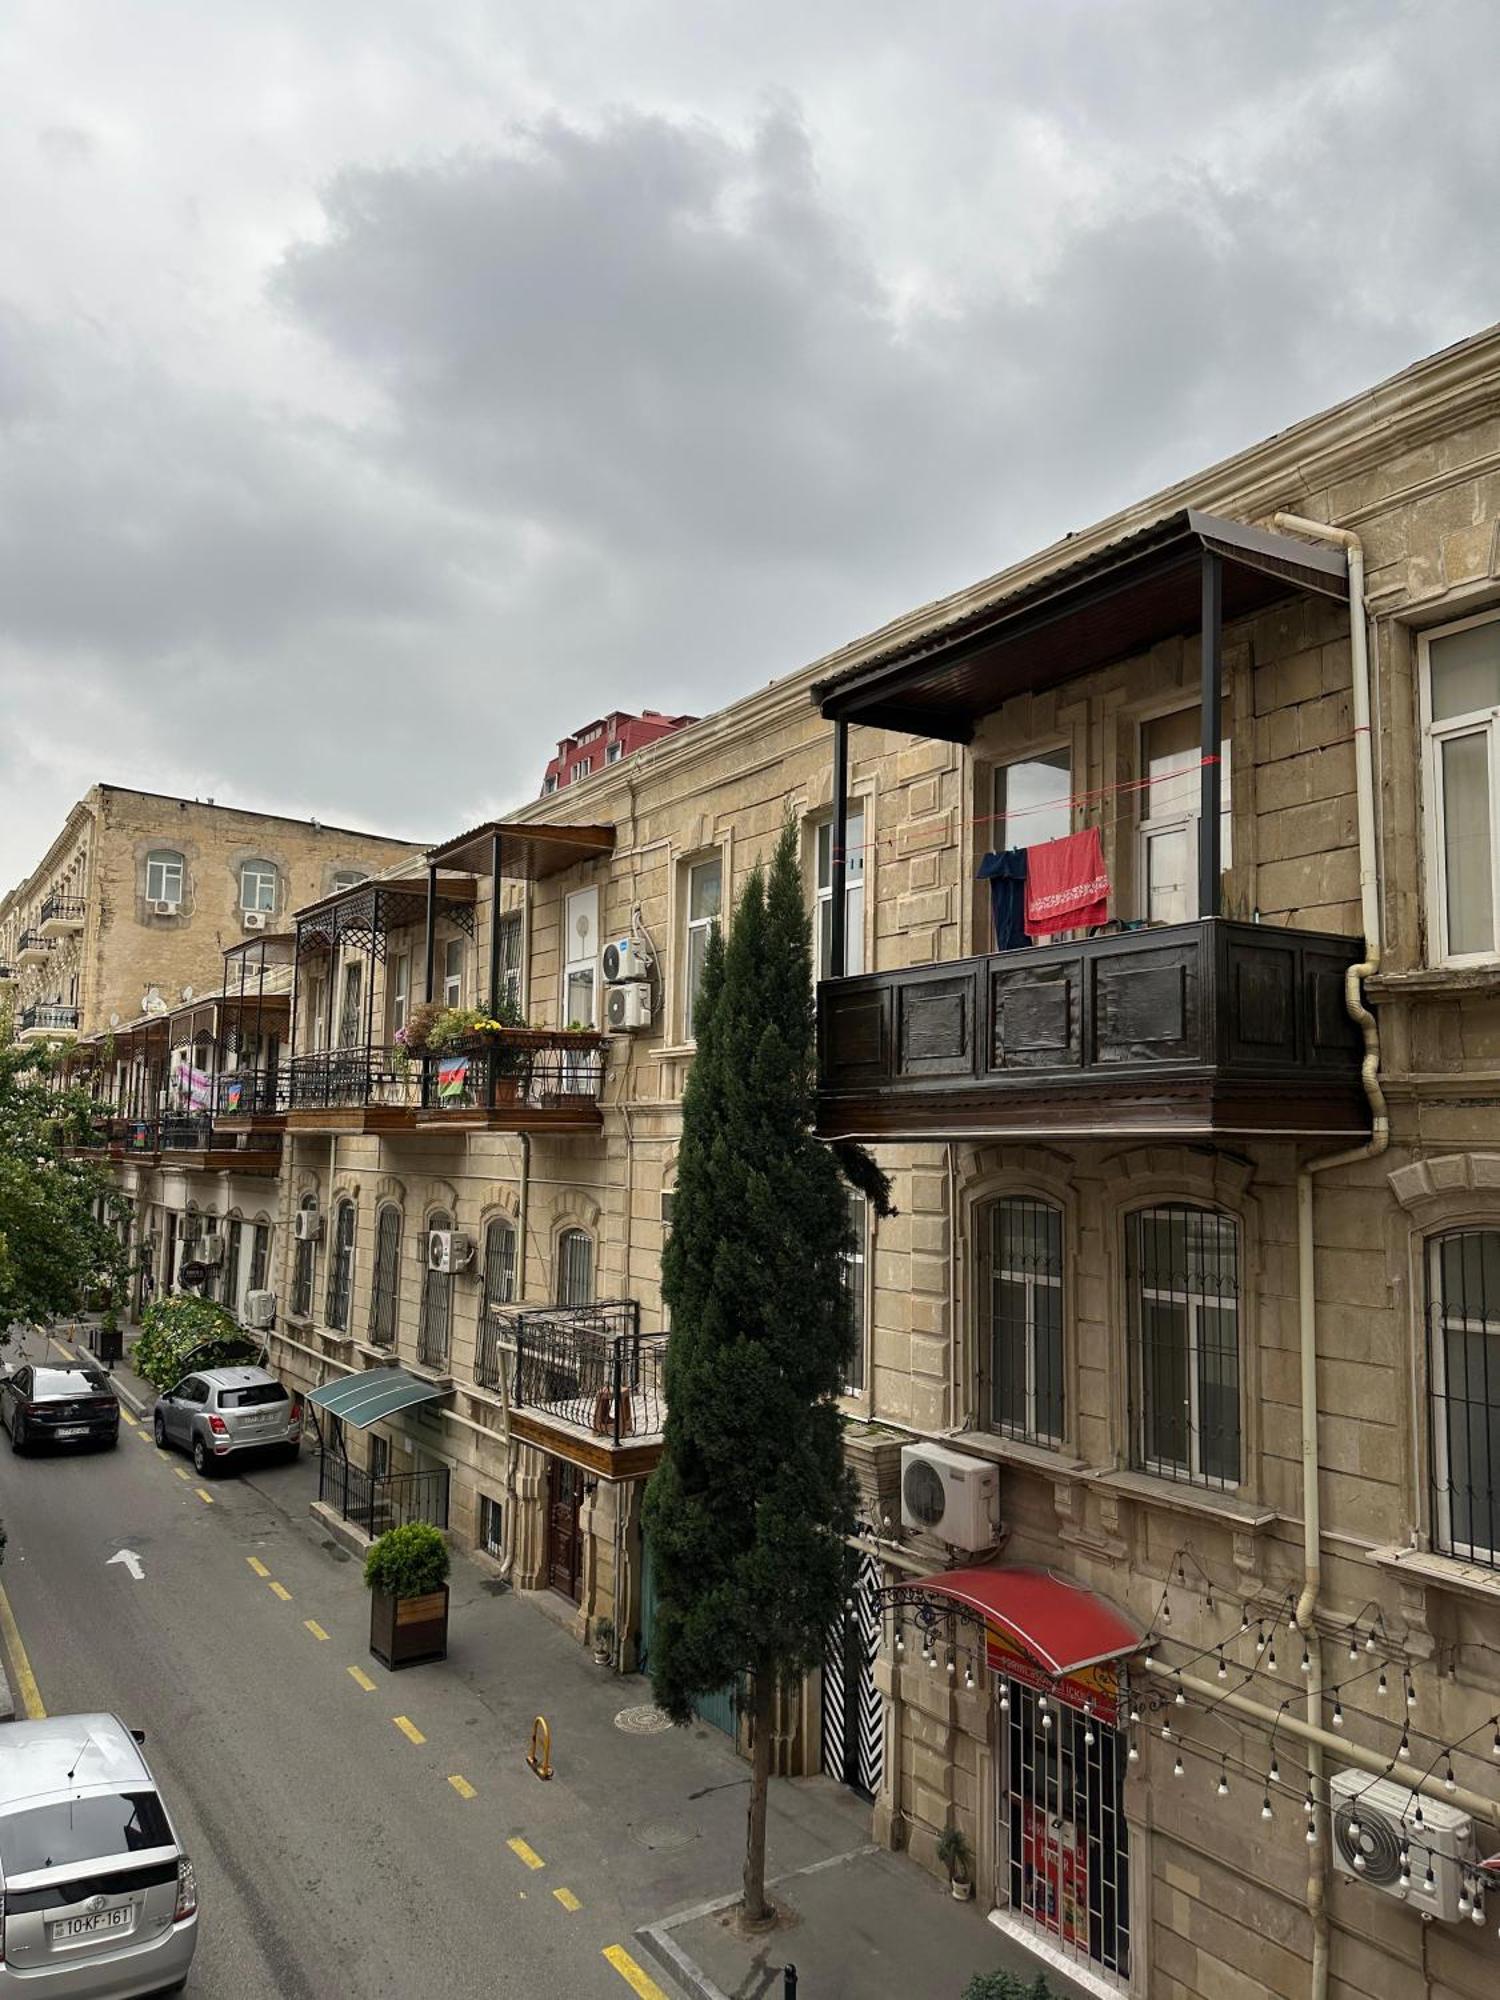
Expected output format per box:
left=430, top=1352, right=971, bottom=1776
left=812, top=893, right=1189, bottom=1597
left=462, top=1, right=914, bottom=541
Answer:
left=643, top=819, right=888, bottom=1923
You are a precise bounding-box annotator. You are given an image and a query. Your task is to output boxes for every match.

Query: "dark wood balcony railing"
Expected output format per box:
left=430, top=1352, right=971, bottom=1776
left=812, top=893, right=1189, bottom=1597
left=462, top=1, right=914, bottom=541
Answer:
left=817, top=917, right=1369, bottom=1142
left=479, top=1302, right=665, bottom=1473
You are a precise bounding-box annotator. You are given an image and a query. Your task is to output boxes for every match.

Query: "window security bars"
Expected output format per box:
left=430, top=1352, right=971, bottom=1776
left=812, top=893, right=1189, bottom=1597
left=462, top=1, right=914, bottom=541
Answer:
left=557, top=1228, right=594, bottom=1308
left=985, top=1196, right=1064, bottom=1445
left=418, top=1211, right=453, bottom=1368
left=291, top=1199, right=317, bottom=1320
left=481, top=1219, right=516, bottom=1331
left=1428, top=1230, right=1500, bottom=1565
left=479, top=1494, right=504, bottom=1557
left=221, top=1225, right=242, bottom=1315
left=158, top=1111, right=213, bottom=1151
left=317, top=1454, right=449, bottom=1534
left=477, top=1302, right=664, bottom=1445
left=368, top=1207, right=402, bottom=1348
left=325, top=1201, right=356, bottom=1332
left=1127, top=1204, right=1241, bottom=1489
left=248, top=1223, right=270, bottom=1296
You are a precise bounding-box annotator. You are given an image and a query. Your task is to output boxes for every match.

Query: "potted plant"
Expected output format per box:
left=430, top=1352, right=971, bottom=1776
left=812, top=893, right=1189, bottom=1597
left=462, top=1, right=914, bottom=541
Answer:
left=395, top=1001, right=442, bottom=1062
left=365, top=1520, right=451, bottom=1669
left=592, top=1617, right=616, bottom=1668
left=937, top=1824, right=975, bottom=1901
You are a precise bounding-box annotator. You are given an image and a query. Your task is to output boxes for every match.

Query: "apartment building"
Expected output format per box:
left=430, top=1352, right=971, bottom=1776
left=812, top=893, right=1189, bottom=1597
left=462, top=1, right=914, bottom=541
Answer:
left=540, top=709, right=697, bottom=794
left=0, top=785, right=419, bottom=1044
left=79, top=326, right=1500, bottom=1998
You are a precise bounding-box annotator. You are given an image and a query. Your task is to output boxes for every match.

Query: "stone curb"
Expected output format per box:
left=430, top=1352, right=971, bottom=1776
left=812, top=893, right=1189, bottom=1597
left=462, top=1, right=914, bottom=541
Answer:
left=0, top=1644, right=15, bottom=1725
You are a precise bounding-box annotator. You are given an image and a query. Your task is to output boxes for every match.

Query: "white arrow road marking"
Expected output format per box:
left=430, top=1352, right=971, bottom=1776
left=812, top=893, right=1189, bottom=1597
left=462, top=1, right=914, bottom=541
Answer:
left=107, top=1550, right=144, bottom=1582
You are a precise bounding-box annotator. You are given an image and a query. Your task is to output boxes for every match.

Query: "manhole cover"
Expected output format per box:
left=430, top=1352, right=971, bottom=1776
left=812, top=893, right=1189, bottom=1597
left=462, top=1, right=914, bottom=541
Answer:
left=630, top=1820, right=695, bottom=1852
left=615, top=1705, right=674, bottom=1736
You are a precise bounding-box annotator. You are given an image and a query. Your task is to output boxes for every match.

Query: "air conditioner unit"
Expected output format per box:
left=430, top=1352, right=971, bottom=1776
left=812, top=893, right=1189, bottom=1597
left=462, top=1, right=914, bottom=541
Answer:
left=427, top=1229, right=475, bottom=1274
left=196, top=1232, right=227, bottom=1266
left=900, top=1442, right=999, bottom=1551
left=606, top=982, right=652, bottom=1032
left=243, top=1290, right=277, bottom=1330
left=603, top=937, right=650, bottom=984
left=1330, top=1770, right=1475, bottom=1919
left=242, top=910, right=269, bottom=931
left=293, top=1209, right=322, bottom=1243
left=150, top=899, right=181, bottom=918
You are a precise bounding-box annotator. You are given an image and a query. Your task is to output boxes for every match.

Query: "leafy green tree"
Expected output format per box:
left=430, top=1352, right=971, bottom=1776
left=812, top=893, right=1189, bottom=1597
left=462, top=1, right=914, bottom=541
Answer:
left=133, top=1294, right=254, bottom=1391
left=0, top=1043, right=127, bottom=1337
left=643, top=820, right=890, bottom=1923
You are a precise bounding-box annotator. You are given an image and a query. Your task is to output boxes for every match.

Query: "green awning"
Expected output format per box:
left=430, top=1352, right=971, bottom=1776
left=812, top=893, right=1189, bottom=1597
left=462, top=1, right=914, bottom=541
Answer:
left=307, top=1367, right=447, bottom=1429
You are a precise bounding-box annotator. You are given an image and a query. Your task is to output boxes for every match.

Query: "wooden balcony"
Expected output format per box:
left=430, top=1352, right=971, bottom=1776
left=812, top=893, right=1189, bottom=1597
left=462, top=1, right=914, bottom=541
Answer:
left=212, top=1067, right=288, bottom=1137
left=816, top=918, right=1369, bottom=1142
left=284, top=1047, right=421, bottom=1134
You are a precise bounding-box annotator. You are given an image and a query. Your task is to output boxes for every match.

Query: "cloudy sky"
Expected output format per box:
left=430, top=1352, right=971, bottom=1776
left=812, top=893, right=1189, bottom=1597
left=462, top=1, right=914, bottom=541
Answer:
left=3, top=1, right=1498, bottom=883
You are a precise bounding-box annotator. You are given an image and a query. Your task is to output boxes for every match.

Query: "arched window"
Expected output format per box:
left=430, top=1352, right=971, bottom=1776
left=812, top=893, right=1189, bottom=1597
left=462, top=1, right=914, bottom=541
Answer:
left=482, top=1217, right=516, bottom=1322
left=221, top=1214, right=243, bottom=1316
left=240, top=859, right=278, bottom=913
left=145, top=851, right=184, bottom=907
left=1428, top=1230, right=1500, bottom=1563
left=418, top=1209, right=454, bottom=1366
left=368, top=1204, right=402, bottom=1348
left=1126, top=1204, right=1240, bottom=1489
left=324, top=1198, right=357, bottom=1331
left=557, top=1228, right=594, bottom=1307
left=980, top=1195, right=1063, bottom=1444
left=291, top=1194, right=318, bottom=1319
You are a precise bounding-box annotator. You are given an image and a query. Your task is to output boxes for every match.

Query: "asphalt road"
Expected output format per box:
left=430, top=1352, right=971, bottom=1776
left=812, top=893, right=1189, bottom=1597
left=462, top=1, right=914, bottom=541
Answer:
left=0, top=1333, right=721, bottom=2000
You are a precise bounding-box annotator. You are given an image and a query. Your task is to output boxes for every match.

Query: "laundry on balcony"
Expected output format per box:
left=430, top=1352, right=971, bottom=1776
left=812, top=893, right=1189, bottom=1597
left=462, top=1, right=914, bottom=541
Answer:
left=1023, top=826, right=1109, bottom=939
left=976, top=848, right=1031, bottom=952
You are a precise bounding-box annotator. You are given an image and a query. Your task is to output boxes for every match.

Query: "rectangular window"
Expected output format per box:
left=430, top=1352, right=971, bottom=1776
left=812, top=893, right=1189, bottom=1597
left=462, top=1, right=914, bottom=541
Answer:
left=685, top=857, right=722, bottom=1038
left=391, top=951, right=410, bottom=1036
left=240, top=862, right=277, bottom=912
left=332, top=870, right=367, bottom=892
left=984, top=1197, right=1064, bottom=1444
left=1422, top=613, right=1500, bottom=962
left=221, top=1223, right=243, bottom=1316
left=369, top=1207, right=401, bottom=1348
left=443, top=938, right=464, bottom=1009
left=606, top=741, right=623, bottom=763
left=815, top=808, right=866, bottom=980
left=842, top=1193, right=868, bottom=1393
left=146, top=854, right=184, bottom=904
left=576, top=758, right=592, bottom=778
left=337, top=962, right=364, bottom=1048
left=1128, top=1205, right=1241, bottom=1489
left=1428, top=1230, right=1500, bottom=1564
left=497, top=913, right=523, bottom=1015
left=994, top=749, right=1071, bottom=852
left=249, top=1223, right=270, bottom=1295
left=562, top=886, right=598, bottom=1030
left=1138, top=709, right=1232, bottom=925
left=479, top=1494, right=505, bottom=1557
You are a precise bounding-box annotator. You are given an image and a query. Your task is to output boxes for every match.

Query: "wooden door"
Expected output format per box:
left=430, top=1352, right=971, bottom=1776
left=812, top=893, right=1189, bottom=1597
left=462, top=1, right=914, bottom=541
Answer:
left=546, top=1458, right=584, bottom=1601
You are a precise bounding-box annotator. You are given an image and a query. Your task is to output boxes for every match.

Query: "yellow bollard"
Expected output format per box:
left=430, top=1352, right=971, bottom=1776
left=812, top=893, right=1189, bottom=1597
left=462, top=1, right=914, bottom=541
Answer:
left=527, top=1714, right=553, bottom=1780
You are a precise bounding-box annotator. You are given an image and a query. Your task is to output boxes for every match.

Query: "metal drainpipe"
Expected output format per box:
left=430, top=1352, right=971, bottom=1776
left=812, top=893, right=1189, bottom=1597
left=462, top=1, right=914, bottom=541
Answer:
left=497, top=1129, right=532, bottom=1584
left=1273, top=513, right=1389, bottom=2000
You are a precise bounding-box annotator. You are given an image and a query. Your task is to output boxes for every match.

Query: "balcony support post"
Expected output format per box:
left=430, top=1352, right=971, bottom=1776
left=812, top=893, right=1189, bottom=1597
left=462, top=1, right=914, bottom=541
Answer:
left=422, top=863, right=439, bottom=1110
left=1198, top=550, right=1223, bottom=919
left=487, top=831, right=503, bottom=1114
left=830, top=719, right=850, bottom=979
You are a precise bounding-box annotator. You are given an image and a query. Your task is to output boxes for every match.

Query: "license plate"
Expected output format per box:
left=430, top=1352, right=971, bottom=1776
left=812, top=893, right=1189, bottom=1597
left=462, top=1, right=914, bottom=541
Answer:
left=55, top=1426, right=89, bottom=1439
left=53, top=1907, right=132, bottom=1940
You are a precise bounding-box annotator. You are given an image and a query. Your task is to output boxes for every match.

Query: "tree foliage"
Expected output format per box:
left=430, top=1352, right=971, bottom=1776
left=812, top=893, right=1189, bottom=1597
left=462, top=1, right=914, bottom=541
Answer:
left=0, top=1043, right=128, bottom=1336
left=133, top=1294, right=255, bottom=1391
left=363, top=1522, right=451, bottom=1598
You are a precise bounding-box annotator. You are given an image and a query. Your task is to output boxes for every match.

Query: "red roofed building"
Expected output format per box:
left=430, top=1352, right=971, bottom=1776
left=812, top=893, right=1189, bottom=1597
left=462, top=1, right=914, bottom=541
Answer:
left=541, top=710, right=697, bottom=794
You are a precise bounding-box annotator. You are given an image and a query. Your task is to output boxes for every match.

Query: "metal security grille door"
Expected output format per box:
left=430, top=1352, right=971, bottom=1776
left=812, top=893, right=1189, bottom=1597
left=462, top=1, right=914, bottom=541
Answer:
left=999, top=1680, right=1129, bottom=1984
left=368, top=1207, right=401, bottom=1347
left=1429, top=1230, right=1500, bottom=1562
left=418, top=1211, right=453, bottom=1367
left=557, top=1229, right=593, bottom=1307
left=822, top=1551, right=884, bottom=1798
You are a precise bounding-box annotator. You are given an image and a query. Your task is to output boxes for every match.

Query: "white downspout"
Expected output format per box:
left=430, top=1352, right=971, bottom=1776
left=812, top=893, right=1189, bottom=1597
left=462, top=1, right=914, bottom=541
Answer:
left=1273, top=514, right=1389, bottom=2000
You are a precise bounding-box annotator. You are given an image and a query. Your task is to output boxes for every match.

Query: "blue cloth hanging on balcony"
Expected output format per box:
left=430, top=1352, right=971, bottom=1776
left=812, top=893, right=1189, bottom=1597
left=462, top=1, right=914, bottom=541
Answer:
left=977, top=849, right=1031, bottom=952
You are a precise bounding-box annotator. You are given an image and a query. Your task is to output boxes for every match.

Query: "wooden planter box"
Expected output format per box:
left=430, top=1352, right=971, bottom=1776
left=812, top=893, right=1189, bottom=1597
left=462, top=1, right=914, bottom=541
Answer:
left=369, top=1584, right=449, bottom=1669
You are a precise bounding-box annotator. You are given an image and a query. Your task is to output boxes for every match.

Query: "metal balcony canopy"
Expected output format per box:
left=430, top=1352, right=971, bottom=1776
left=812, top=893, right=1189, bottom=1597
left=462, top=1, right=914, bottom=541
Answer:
left=914, top=1565, right=1142, bottom=1679
left=812, top=508, right=1350, bottom=742
left=426, top=820, right=615, bottom=880
left=307, top=1367, right=448, bottom=1429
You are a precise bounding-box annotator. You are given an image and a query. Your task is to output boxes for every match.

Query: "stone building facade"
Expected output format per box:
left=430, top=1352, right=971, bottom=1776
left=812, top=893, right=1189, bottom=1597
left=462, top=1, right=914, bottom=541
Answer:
left=81, top=325, right=1500, bottom=1997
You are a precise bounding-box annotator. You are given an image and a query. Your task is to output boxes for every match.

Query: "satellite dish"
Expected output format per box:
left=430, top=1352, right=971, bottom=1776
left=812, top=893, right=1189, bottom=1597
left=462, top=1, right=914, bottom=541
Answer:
left=109, top=1012, right=120, bottom=1028
left=181, top=985, right=195, bottom=1001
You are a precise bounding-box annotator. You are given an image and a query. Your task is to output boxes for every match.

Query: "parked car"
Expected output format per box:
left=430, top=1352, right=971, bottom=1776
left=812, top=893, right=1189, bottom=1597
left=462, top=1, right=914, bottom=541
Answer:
left=0, top=1365, right=120, bottom=1455
left=151, top=1366, right=302, bottom=1478
left=0, top=1711, right=198, bottom=1996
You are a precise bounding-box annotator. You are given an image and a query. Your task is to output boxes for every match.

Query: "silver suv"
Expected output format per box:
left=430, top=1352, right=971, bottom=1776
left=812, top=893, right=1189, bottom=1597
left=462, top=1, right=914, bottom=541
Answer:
left=0, top=1712, right=198, bottom=1996
left=152, top=1366, right=302, bottom=1478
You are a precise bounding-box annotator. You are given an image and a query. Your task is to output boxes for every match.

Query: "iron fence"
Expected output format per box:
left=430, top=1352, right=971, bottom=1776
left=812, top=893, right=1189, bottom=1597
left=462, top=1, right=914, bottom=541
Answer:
left=158, top=1112, right=214, bottom=1151
left=287, top=1046, right=418, bottom=1111
left=16, top=930, right=54, bottom=958
left=317, top=1453, right=450, bottom=1534
left=216, top=1067, right=285, bottom=1115
left=18, top=1002, right=80, bottom=1033
left=39, top=894, right=86, bottom=926
left=478, top=1300, right=665, bottom=1444
left=423, top=1038, right=605, bottom=1114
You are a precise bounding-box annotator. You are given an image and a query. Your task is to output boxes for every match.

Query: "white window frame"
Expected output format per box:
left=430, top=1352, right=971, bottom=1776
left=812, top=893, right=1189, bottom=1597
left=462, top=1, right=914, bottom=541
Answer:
left=814, top=805, right=867, bottom=981
left=390, top=951, right=410, bottom=1036
left=1129, top=1206, right=1242, bottom=1490
left=442, top=938, right=464, bottom=1009
left=561, top=886, right=599, bottom=1030
left=576, top=757, right=592, bottom=779
left=1419, top=608, right=1500, bottom=967
left=240, top=860, right=277, bottom=913
left=606, top=741, right=623, bottom=764
left=683, top=855, right=723, bottom=1041
left=332, top=869, right=367, bottom=893
left=146, top=852, right=184, bottom=905
left=1136, top=709, right=1232, bottom=925
left=992, top=747, right=1072, bottom=854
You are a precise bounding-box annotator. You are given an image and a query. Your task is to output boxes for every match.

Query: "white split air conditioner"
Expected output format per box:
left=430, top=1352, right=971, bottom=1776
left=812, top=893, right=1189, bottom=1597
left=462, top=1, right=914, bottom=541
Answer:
left=606, top=982, right=651, bottom=1032
left=900, top=1442, right=999, bottom=1552
left=150, top=899, right=181, bottom=918
left=602, top=937, right=650, bottom=984
left=243, top=1290, right=277, bottom=1330
left=427, top=1230, right=475, bottom=1274
left=242, top=910, right=269, bottom=931
left=1329, top=1769, right=1476, bottom=1921
left=196, top=1233, right=226, bottom=1266
left=293, top=1209, right=322, bottom=1243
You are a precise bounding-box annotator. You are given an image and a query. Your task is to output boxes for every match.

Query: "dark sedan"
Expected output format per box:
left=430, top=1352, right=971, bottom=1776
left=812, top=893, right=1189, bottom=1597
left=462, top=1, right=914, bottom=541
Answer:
left=0, top=1363, right=120, bottom=1454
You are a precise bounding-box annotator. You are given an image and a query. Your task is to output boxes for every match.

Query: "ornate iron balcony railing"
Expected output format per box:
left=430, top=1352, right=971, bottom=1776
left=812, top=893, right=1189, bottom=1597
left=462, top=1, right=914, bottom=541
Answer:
left=286, top=1045, right=419, bottom=1111
left=478, top=1301, right=664, bottom=1446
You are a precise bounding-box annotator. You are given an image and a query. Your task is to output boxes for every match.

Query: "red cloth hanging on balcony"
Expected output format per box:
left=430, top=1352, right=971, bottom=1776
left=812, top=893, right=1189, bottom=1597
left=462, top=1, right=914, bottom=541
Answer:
left=1023, top=827, right=1109, bottom=938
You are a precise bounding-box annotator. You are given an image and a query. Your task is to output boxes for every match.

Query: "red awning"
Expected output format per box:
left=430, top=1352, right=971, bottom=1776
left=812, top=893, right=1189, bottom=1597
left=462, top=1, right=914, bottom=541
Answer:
left=917, top=1565, right=1141, bottom=1678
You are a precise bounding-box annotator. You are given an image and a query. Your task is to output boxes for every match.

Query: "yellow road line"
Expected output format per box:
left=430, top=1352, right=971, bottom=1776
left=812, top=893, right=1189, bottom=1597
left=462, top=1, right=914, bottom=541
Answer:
left=0, top=1582, right=44, bottom=1720
left=448, top=1774, right=476, bottom=1800
left=553, top=1887, right=581, bottom=1912
left=173, top=1467, right=190, bottom=1481
left=195, top=1488, right=214, bottom=1505
left=133, top=1427, right=150, bottom=1441
left=121, top=1410, right=138, bottom=1427
left=303, top=1620, right=329, bottom=1642
left=246, top=1557, right=270, bottom=1577
left=603, top=1946, right=669, bottom=1998
left=268, top=1581, right=292, bottom=1602
left=154, top=1448, right=170, bottom=1460
left=393, top=1715, right=425, bottom=1745
left=348, top=1665, right=376, bottom=1692
left=508, top=1837, right=544, bottom=1871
